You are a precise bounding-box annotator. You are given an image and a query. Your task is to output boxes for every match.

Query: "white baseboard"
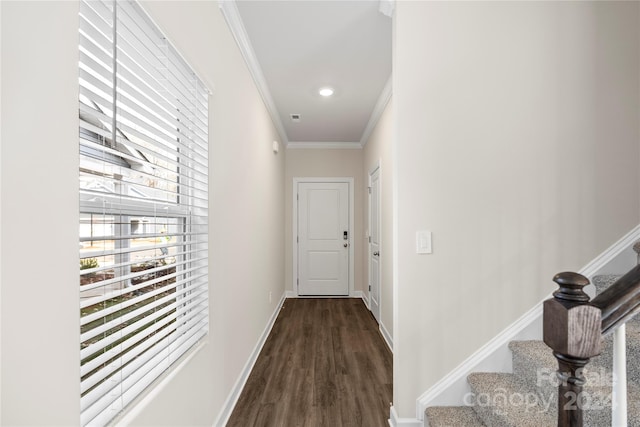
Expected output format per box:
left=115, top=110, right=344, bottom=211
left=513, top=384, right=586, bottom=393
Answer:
left=415, top=223, right=640, bottom=421
left=360, top=290, right=370, bottom=309
left=284, top=290, right=366, bottom=299
left=380, top=321, right=393, bottom=352
left=356, top=292, right=393, bottom=353
left=389, top=406, right=422, bottom=427
left=213, top=293, right=286, bottom=427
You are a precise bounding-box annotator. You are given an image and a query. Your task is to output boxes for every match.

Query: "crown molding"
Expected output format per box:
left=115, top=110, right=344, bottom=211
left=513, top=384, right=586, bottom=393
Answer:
left=359, top=75, right=392, bottom=147
left=218, top=0, right=289, bottom=146
left=287, top=142, right=363, bottom=150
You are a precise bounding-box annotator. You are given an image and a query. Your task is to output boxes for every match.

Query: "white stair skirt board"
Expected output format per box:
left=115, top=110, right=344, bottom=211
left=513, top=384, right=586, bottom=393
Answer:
left=415, top=223, right=640, bottom=421
left=214, top=293, right=287, bottom=427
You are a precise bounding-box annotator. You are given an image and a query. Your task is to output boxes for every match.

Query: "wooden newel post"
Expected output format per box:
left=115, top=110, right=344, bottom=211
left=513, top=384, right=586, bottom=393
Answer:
left=543, top=272, right=602, bottom=427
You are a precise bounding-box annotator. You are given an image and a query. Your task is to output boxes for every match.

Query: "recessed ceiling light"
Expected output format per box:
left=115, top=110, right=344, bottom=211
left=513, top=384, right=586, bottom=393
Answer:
left=319, top=87, right=334, bottom=97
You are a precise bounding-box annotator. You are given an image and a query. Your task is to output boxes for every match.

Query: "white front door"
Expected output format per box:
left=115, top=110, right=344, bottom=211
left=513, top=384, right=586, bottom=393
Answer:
left=369, top=167, right=381, bottom=322
left=297, top=182, right=350, bottom=296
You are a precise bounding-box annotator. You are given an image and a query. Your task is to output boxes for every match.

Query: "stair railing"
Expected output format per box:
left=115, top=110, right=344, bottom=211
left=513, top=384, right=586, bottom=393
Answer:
left=543, top=264, right=640, bottom=427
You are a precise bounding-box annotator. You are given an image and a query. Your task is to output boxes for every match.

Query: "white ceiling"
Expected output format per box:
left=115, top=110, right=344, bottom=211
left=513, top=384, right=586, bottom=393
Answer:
left=222, top=0, right=392, bottom=147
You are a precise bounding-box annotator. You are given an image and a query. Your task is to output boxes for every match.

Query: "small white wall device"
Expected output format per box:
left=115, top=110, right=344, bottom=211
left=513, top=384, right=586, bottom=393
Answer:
left=416, top=230, right=432, bottom=254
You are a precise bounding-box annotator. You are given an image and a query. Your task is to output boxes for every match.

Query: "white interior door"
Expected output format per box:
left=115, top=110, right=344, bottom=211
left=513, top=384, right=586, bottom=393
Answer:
left=369, top=167, right=381, bottom=322
left=298, top=182, right=349, bottom=296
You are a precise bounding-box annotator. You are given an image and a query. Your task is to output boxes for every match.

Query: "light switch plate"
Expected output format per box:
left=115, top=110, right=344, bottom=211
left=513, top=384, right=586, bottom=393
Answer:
left=416, top=230, right=432, bottom=254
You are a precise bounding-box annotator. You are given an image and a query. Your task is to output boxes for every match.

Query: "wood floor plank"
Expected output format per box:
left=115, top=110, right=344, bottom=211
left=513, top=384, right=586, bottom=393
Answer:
left=226, top=298, right=392, bottom=426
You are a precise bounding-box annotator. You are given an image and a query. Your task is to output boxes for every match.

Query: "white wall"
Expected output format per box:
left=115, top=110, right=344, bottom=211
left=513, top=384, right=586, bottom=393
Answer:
left=1, top=2, right=79, bottom=424
left=284, top=148, right=364, bottom=296
left=393, top=1, right=640, bottom=418
left=1, top=1, right=286, bottom=425
left=363, top=99, right=394, bottom=342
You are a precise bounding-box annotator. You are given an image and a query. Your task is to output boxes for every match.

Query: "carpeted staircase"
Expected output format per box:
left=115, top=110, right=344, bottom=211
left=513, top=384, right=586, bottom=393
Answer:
left=425, top=248, right=640, bottom=427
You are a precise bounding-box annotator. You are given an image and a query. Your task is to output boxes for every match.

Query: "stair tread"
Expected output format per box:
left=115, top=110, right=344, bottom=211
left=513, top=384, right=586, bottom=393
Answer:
left=509, top=339, right=619, bottom=382
left=509, top=340, right=555, bottom=367
left=592, top=274, right=622, bottom=287
left=467, top=372, right=556, bottom=426
left=593, top=274, right=622, bottom=298
left=425, top=406, right=485, bottom=427
left=511, top=324, right=640, bottom=370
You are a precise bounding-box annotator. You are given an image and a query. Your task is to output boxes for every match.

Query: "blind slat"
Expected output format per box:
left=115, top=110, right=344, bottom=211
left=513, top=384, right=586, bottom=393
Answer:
left=80, top=304, right=207, bottom=391
left=114, top=54, right=208, bottom=138
left=79, top=1, right=113, bottom=42
left=82, top=123, right=208, bottom=182
left=115, top=17, right=202, bottom=116
left=79, top=246, right=203, bottom=279
left=80, top=266, right=203, bottom=324
left=80, top=287, right=207, bottom=361
left=79, top=50, right=114, bottom=88
left=79, top=188, right=209, bottom=213
left=114, top=115, right=208, bottom=171
left=80, top=264, right=207, bottom=304
left=80, top=297, right=207, bottom=380
left=81, top=289, right=178, bottom=343
left=81, top=314, right=207, bottom=426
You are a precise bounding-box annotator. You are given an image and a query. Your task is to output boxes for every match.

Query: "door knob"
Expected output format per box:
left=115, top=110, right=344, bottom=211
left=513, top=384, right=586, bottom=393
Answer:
left=373, top=251, right=379, bottom=256
left=344, top=243, right=348, bottom=247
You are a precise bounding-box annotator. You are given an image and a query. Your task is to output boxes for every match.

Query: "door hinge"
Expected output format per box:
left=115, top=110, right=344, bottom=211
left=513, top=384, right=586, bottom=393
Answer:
left=297, top=236, right=299, bottom=243
left=368, top=236, right=371, bottom=243
left=297, top=193, right=299, bottom=201
left=369, top=285, right=371, bottom=291
left=368, top=187, right=371, bottom=194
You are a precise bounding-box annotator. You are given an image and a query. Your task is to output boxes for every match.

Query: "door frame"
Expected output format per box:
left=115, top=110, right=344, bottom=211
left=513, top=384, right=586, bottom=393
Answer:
left=293, top=177, right=355, bottom=297
left=368, top=162, right=381, bottom=322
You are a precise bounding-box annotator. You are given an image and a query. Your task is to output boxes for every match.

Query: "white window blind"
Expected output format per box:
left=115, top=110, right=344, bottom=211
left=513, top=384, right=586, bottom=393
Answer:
left=79, top=1, right=209, bottom=425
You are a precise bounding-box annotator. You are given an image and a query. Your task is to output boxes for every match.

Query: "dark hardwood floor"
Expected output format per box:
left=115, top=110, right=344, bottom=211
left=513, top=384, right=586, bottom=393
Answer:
left=227, top=298, right=393, bottom=427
